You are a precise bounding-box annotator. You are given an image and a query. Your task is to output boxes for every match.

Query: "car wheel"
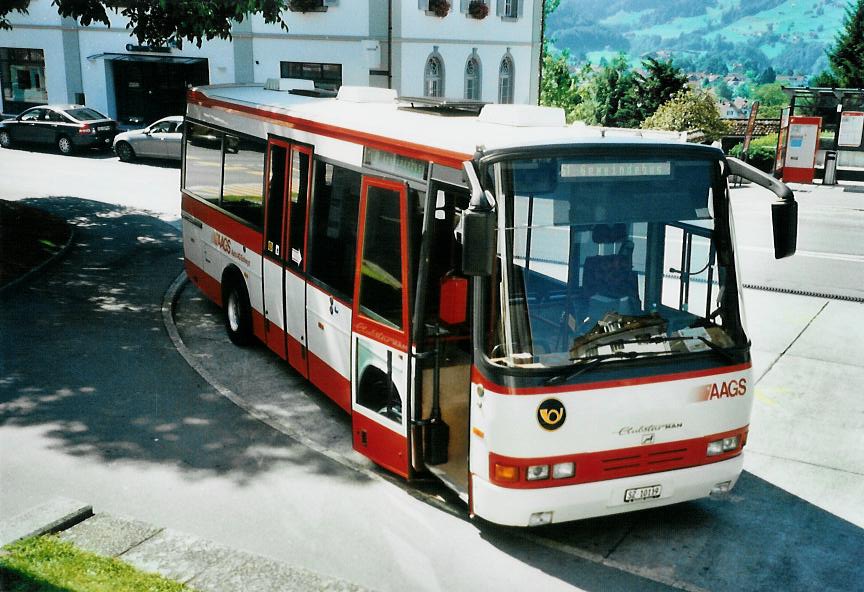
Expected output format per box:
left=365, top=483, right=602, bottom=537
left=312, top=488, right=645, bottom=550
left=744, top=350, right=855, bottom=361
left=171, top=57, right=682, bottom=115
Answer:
left=0, top=130, right=11, bottom=149
left=115, top=141, right=135, bottom=162
left=223, top=279, right=253, bottom=346
left=57, top=135, right=74, bottom=155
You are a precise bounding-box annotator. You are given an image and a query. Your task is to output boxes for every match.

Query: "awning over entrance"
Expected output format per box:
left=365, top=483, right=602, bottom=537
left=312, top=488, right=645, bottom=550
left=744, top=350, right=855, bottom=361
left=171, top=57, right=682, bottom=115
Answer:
left=87, top=53, right=206, bottom=65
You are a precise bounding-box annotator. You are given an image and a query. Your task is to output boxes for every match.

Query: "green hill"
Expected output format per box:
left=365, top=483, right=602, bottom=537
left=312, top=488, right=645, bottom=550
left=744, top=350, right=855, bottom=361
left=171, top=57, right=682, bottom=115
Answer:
left=546, top=0, right=851, bottom=76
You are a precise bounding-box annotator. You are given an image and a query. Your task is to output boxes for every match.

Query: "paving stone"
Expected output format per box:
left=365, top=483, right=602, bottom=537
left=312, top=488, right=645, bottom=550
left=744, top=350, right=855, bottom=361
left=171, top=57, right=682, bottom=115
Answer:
left=0, top=498, right=92, bottom=547
left=189, top=550, right=370, bottom=592
left=58, top=513, right=163, bottom=557
left=119, top=528, right=234, bottom=583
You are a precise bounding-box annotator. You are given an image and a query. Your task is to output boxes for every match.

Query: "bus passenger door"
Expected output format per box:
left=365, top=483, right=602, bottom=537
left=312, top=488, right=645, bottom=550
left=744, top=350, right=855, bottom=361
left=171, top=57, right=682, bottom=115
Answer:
left=262, top=141, right=289, bottom=360
left=282, top=145, right=311, bottom=378
left=351, top=177, right=412, bottom=478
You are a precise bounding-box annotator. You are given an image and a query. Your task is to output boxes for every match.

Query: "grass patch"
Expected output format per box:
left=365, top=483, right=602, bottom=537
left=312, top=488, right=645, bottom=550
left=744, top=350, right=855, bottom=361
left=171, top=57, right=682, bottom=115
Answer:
left=0, top=536, right=192, bottom=592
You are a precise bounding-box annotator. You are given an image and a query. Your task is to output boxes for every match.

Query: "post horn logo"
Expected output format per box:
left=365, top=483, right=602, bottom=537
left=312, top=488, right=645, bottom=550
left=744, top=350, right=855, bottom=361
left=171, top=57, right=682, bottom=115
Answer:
left=537, top=399, right=566, bottom=431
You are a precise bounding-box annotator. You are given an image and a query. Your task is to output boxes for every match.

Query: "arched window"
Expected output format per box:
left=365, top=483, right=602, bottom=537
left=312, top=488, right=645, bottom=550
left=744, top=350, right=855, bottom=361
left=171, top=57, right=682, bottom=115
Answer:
left=424, top=50, right=445, bottom=98
left=498, top=53, right=514, bottom=104
left=464, top=52, right=482, bottom=101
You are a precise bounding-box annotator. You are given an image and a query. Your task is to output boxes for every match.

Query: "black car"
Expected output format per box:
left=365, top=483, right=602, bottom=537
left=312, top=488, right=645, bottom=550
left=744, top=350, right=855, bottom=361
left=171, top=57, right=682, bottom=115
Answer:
left=0, top=105, right=119, bottom=155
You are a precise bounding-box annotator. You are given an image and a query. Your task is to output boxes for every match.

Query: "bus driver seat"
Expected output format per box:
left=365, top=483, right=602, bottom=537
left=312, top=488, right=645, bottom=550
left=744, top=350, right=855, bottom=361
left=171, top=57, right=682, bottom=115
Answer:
left=581, top=224, right=640, bottom=320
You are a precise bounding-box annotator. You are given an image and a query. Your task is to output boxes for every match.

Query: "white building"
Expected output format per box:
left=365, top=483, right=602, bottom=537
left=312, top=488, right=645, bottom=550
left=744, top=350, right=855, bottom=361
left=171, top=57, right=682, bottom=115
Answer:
left=0, top=0, right=542, bottom=124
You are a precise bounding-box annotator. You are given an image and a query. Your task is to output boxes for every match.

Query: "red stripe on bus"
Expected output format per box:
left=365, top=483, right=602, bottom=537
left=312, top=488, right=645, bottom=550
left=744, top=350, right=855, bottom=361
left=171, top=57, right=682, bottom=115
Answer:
left=287, top=334, right=308, bottom=379
left=471, top=362, right=752, bottom=396
left=251, top=308, right=266, bottom=342
left=182, top=193, right=263, bottom=255
left=488, top=426, right=748, bottom=489
left=185, top=259, right=222, bottom=306
left=308, top=350, right=352, bottom=413
left=352, top=412, right=409, bottom=478
left=188, top=90, right=471, bottom=169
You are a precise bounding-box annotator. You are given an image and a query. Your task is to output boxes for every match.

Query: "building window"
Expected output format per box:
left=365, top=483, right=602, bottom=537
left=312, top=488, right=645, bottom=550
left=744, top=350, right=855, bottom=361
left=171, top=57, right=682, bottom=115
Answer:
left=498, top=53, right=514, bottom=104
left=497, top=0, right=519, bottom=18
left=464, top=52, right=481, bottom=101
left=0, top=48, right=47, bottom=114
left=280, top=61, right=343, bottom=91
left=424, top=51, right=445, bottom=98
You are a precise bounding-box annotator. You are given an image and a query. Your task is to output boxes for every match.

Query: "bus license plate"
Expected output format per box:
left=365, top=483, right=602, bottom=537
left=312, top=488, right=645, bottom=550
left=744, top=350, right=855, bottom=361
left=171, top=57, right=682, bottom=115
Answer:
left=624, top=485, right=662, bottom=503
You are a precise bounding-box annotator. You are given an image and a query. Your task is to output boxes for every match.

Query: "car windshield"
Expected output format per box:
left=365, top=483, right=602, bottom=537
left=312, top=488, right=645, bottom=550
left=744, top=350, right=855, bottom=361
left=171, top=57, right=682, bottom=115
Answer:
left=486, top=151, right=746, bottom=370
left=65, top=108, right=107, bottom=121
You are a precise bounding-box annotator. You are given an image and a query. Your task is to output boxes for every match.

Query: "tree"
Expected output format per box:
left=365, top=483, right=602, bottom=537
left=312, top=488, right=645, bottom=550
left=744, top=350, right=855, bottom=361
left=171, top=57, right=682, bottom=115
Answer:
left=712, top=79, right=733, bottom=100
left=757, top=66, right=777, bottom=84
left=750, top=83, right=789, bottom=118
left=827, top=0, right=864, bottom=87
left=0, top=1, right=288, bottom=46
left=642, top=89, right=730, bottom=142
left=540, top=48, right=581, bottom=122
left=811, top=70, right=839, bottom=87
left=578, top=54, right=641, bottom=128
left=631, top=57, right=688, bottom=124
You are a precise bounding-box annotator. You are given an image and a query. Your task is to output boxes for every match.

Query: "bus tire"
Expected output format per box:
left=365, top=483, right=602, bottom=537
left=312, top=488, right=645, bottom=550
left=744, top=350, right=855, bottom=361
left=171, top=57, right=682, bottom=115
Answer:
left=223, top=277, right=253, bottom=346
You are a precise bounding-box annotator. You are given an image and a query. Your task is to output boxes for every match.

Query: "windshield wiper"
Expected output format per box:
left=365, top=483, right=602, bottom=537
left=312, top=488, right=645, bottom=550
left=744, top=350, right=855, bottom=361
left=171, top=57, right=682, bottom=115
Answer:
left=546, top=350, right=650, bottom=385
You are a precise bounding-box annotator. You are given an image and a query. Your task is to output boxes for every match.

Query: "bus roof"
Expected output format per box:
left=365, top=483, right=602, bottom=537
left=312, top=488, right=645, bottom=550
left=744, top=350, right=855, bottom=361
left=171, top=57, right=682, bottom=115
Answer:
left=188, top=82, right=707, bottom=167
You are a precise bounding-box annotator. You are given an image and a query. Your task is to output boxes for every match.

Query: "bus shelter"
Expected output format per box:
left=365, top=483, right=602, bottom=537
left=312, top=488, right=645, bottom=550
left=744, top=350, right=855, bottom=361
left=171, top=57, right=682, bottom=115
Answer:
left=781, top=87, right=864, bottom=183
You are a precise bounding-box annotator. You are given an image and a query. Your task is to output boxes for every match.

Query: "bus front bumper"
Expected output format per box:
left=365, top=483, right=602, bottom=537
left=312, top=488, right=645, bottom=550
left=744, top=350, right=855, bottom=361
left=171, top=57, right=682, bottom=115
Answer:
left=471, top=455, right=744, bottom=527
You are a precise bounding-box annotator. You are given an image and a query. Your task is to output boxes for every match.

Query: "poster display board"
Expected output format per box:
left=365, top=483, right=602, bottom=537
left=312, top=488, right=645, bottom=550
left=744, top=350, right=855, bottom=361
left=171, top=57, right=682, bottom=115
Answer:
left=783, top=116, right=821, bottom=184
left=838, top=111, right=864, bottom=148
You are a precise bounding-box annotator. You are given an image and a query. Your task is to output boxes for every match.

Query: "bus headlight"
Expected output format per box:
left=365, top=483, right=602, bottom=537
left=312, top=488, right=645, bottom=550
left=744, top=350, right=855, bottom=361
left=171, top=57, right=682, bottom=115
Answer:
left=707, top=435, right=740, bottom=456
left=526, top=464, right=549, bottom=481
left=552, top=462, right=575, bottom=479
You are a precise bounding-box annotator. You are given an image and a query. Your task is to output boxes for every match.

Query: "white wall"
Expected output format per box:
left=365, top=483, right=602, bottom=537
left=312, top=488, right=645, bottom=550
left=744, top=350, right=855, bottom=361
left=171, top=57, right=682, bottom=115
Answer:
left=250, top=5, right=369, bottom=37
left=399, top=42, right=531, bottom=103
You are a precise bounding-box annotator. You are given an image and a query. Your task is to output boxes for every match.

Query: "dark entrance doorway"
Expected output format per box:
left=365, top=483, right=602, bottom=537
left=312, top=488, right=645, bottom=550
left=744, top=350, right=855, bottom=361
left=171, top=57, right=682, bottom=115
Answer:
left=111, top=57, right=208, bottom=126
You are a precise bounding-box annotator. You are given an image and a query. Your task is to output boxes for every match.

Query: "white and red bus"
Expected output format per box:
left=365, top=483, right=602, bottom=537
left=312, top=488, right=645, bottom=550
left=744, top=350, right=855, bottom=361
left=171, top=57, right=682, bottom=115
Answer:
left=180, top=80, right=797, bottom=526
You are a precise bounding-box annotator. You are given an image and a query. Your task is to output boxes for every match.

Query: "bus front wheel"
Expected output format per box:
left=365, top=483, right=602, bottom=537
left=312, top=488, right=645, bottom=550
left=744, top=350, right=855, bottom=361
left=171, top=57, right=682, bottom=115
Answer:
left=223, top=279, right=253, bottom=346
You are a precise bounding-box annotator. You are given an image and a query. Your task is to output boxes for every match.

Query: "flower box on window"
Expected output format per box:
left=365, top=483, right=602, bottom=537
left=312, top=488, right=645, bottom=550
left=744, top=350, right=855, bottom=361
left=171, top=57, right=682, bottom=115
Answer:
left=288, top=0, right=333, bottom=13
left=468, top=0, right=489, bottom=19
left=426, top=0, right=451, bottom=17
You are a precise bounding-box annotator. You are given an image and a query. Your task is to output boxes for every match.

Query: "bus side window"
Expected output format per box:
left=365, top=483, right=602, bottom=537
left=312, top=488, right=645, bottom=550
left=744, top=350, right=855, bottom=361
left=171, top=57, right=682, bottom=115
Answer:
left=307, top=161, right=361, bottom=300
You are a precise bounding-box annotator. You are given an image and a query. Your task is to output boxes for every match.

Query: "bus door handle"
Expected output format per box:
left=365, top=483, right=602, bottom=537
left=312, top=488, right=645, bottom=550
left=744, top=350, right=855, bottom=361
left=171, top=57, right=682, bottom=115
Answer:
left=329, top=297, right=339, bottom=316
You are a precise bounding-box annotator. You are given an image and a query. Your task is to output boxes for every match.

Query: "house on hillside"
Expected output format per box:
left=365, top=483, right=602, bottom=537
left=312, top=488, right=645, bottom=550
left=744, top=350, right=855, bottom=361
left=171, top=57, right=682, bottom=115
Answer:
left=718, top=97, right=752, bottom=119
left=0, top=0, right=541, bottom=124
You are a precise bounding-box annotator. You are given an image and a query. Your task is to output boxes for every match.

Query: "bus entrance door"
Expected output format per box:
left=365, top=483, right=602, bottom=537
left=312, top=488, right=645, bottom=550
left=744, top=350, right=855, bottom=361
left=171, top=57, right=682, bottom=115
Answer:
left=351, top=177, right=412, bottom=477
left=262, top=141, right=289, bottom=360
left=262, top=139, right=311, bottom=377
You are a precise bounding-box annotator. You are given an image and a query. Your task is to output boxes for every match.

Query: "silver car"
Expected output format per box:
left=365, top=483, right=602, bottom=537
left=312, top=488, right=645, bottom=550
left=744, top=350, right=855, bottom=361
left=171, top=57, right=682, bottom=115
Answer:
left=113, top=116, right=184, bottom=162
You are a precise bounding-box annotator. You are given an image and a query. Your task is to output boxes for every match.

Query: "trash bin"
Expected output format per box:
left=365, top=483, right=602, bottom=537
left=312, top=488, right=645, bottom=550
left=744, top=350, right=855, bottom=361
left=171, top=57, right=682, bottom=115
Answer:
left=823, top=150, right=838, bottom=185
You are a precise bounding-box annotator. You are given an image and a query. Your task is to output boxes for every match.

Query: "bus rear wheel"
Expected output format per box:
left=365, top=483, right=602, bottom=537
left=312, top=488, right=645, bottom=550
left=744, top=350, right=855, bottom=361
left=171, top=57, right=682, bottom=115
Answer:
left=224, top=279, right=253, bottom=346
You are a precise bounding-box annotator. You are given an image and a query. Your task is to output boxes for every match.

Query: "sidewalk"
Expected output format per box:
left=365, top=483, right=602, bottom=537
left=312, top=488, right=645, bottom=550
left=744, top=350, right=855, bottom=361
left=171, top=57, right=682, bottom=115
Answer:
left=1, top=498, right=368, bottom=591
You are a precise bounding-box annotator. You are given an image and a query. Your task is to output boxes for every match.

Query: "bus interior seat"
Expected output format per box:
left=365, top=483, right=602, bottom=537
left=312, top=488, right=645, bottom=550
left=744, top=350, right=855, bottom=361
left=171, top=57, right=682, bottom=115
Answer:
left=581, top=223, right=640, bottom=304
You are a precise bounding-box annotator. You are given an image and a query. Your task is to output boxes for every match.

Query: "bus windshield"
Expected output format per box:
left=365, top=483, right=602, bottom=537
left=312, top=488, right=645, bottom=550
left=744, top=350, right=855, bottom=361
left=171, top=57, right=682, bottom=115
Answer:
left=487, top=151, right=747, bottom=370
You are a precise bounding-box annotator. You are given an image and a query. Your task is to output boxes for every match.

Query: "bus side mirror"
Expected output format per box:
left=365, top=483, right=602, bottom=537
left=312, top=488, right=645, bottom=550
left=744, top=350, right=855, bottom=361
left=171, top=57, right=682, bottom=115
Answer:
left=461, top=207, right=495, bottom=276
left=726, top=157, right=797, bottom=259
left=771, top=200, right=797, bottom=259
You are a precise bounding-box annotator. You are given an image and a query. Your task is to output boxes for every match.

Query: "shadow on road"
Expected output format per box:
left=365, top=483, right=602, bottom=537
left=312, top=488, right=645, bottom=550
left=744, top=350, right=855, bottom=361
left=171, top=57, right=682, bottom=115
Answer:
left=477, top=471, right=863, bottom=592
left=0, top=197, right=367, bottom=486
